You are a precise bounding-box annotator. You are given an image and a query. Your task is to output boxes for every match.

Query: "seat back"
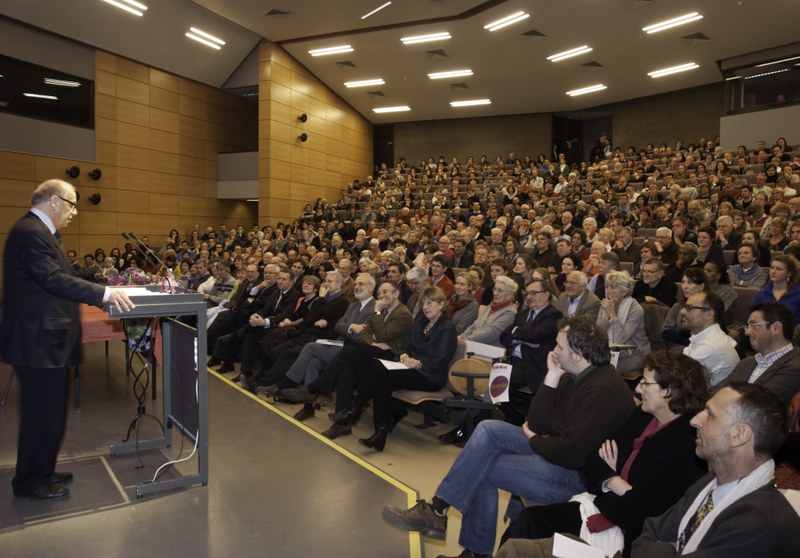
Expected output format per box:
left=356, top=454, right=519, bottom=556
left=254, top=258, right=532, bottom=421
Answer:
left=449, top=357, right=492, bottom=395
left=729, top=286, right=759, bottom=326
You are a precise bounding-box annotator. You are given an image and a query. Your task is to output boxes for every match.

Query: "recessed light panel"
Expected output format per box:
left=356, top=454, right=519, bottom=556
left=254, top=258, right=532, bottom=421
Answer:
left=428, top=69, right=473, bottom=80
left=401, top=32, right=451, bottom=45
left=362, top=2, right=392, bottom=20
left=566, top=84, right=607, bottom=96
left=547, top=45, right=593, bottom=62
left=450, top=99, right=491, bottom=107
left=100, top=0, right=147, bottom=17
left=373, top=105, right=411, bottom=113
left=642, top=12, right=703, bottom=34
left=484, top=11, right=530, bottom=32
left=345, top=79, right=386, bottom=88
left=648, top=62, right=699, bottom=78
left=309, top=45, right=354, bottom=56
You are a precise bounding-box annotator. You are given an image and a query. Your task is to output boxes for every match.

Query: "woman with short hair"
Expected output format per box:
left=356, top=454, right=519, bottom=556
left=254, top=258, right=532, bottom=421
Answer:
left=597, top=271, right=651, bottom=377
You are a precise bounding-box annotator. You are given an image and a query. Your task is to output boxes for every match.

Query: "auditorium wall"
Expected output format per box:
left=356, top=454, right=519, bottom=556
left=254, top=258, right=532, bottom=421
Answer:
left=393, top=114, right=554, bottom=167
left=257, top=40, right=373, bottom=224
left=0, top=48, right=258, bottom=297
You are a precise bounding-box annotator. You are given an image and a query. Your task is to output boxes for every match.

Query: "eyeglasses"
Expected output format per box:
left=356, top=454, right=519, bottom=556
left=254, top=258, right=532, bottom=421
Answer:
left=744, top=321, right=771, bottom=330
left=55, top=194, right=77, bottom=209
left=638, top=379, right=659, bottom=387
left=683, top=304, right=711, bottom=312
left=526, top=290, right=546, bottom=296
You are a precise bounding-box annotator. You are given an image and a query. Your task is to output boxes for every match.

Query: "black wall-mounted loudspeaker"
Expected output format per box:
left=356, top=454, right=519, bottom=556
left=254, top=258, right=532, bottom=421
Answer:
left=89, top=168, right=102, bottom=180
left=299, top=113, right=308, bottom=122
left=66, top=165, right=80, bottom=178
left=89, top=193, right=102, bottom=205
left=299, top=133, right=308, bottom=142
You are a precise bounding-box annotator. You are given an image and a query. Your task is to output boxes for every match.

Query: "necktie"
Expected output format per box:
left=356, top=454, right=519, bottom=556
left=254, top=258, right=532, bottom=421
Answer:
left=527, top=309, right=535, bottom=324
left=54, top=231, right=62, bottom=245
left=274, top=291, right=284, bottom=312
left=681, top=490, right=714, bottom=544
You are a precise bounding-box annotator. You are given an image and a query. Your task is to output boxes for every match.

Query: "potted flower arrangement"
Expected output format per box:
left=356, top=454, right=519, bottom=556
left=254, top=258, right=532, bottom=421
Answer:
left=107, top=268, right=157, bottom=352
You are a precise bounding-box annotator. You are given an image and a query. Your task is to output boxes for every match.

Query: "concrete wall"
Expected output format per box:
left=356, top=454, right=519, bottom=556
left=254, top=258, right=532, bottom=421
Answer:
left=720, top=104, right=800, bottom=150
left=606, top=84, right=725, bottom=149
left=393, top=113, right=553, bottom=166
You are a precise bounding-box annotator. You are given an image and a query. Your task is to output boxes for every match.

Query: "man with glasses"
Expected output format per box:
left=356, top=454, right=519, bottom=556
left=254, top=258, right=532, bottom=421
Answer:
left=633, top=258, right=678, bottom=307
left=680, top=291, right=739, bottom=386
left=500, top=280, right=564, bottom=398
left=383, top=317, right=635, bottom=558
left=1, top=179, right=133, bottom=501
left=723, top=303, right=800, bottom=405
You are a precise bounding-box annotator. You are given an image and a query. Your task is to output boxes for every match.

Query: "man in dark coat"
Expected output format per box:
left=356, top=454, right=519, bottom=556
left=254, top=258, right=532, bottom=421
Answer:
left=0, top=179, right=133, bottom=500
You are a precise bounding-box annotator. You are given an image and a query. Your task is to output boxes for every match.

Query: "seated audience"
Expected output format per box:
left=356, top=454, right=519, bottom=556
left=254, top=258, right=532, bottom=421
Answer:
left=633, top=383, right=800, bottom=557
left=382, top=317, right=636, bottom=558
left=498, top=351, right=709, bottom=558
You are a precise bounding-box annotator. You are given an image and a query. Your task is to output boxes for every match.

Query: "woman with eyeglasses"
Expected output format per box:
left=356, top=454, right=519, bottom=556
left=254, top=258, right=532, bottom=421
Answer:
left=753, top=255, right=800, bottom=326
left=597, top=271, right=650, bottom=378
left=498, top=351, right=708, bottom=558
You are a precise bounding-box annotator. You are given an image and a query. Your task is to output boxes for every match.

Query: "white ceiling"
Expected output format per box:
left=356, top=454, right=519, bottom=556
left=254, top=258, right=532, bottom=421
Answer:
left=3, top=0, right=799, bottom=123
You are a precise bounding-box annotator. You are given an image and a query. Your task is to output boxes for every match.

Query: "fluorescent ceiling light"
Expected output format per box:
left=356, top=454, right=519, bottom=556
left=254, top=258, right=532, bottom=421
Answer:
left=428, top=69, right=473, bottom=80
left=401, top=32, right=451, bottom=45
left=547, top=45, right=593, bottom=62
left=246, top=199, right=258, bottom=202
left=566, top=84, right=607, bottom=97
left=24, top=93, right=58, bottom=100
left=642, top=12, right=702, bottom=34
left=186, top=32, right=222, bottom=50
left=101, top=0, right=147, bottom=17
left=309, top=45, right=354, bottom=56
left=484, top=11, right=530, bottom=31
left=725, top=75, right=743, bottom=81
left=373, top=105, right=410, bottom=113
left=44, top=78, right=81, bottom=87
left=648, top=62, right=699, bottom=78
left=362, top=2, right=392, bottom=20
left=189, top=27, right=225, bottom=46
left=755, top=55, right=800, bottom=68
left=450, top=99, right=491, bottom=107
left=745, top=68, right=790, bottom=80
left=345, top=79, right=386, bottom=88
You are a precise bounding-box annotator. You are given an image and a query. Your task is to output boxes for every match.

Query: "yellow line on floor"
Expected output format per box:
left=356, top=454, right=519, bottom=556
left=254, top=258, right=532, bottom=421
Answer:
left=208, top=368, right=423, bottom=558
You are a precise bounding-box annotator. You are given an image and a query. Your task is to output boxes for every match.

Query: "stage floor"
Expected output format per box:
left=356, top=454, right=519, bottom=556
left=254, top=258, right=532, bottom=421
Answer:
left=0, top=342, right=421, bottom=558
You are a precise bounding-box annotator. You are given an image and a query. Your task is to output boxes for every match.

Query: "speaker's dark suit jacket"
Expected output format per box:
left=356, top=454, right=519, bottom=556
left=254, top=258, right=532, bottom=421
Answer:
left=1, top=212, right=105, bottom=368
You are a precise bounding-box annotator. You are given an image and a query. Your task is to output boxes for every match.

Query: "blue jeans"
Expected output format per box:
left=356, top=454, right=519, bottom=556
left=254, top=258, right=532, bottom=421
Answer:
left=435, top=420, right=585, bottom=555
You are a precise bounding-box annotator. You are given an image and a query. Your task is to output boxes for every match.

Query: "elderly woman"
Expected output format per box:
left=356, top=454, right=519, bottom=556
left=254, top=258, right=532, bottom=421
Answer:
left=499, top=351, right=709, bottom=558
left=358, top=287, right=457, bottom=452
left=727, top=243, right=768, bottom=288
left=597, top=271, right=651, bottom=377
left=459, top=275, right=518, bottom=345
left=662, top=267, right=707, bottom=352
left=448, top=272, right=480, bottom=335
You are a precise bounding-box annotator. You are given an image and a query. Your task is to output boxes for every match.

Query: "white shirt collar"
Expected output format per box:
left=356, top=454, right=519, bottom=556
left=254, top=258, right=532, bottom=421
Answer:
left=30, top=207, right=57, bottom=235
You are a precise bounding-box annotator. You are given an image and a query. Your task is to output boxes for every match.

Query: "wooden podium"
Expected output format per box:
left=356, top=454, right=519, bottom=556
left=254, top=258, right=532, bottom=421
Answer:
left=107, top=286, right=208, bottom=497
